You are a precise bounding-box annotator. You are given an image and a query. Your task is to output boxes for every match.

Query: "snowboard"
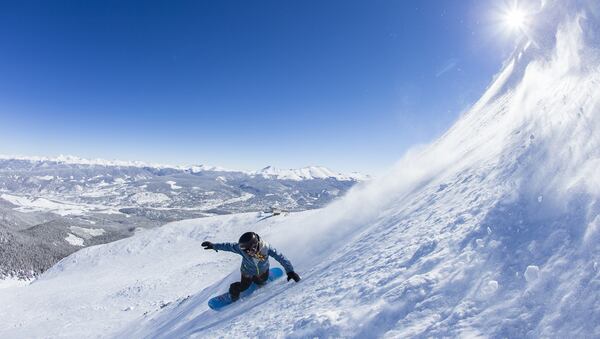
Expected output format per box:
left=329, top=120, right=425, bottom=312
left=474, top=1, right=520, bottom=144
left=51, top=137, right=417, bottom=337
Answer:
left=208, top=267, right=284, bottom=311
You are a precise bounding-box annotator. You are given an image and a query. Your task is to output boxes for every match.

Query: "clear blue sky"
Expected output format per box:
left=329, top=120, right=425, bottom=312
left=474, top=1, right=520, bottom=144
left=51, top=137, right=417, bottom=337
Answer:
left=0, top=0, right=519, bottom=174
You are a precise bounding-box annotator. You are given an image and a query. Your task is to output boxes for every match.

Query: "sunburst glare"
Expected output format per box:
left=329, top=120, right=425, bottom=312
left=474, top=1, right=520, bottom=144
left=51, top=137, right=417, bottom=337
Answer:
left=505, top=8, right=526, bottom=30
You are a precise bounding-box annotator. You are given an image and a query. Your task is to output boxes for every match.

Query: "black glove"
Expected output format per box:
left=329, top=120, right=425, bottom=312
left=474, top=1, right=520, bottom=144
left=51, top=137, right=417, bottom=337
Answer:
left=287, top=271, right=301, bottom=282
left=201, top=241, right=214, bottom=250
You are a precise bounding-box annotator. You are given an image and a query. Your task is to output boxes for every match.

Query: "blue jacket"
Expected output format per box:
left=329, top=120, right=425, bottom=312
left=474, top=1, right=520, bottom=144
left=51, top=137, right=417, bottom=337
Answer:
left=212, top=240, right=294, bottom=277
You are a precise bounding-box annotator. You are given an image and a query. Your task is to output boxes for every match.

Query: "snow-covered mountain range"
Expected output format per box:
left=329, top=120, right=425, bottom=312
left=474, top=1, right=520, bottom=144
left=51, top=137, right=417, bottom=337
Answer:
left=0, top=157, right=364, bottom=279
left=2, top=0, right=600, bottom=337
left=255, top=165, right=369, bottom=181
left=0, top=156, right=364, bottom=219
left=0, top=154, right=367, bottom=181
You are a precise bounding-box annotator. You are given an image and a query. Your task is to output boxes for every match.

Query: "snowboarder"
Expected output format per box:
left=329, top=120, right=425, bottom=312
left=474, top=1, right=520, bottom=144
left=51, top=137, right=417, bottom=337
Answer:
left=202, top=232, right=301, bottom=301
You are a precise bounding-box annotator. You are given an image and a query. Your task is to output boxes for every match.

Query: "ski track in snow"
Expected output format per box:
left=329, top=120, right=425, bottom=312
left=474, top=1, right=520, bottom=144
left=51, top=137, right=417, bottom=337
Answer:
left=2, top=1, right=600, bottom=338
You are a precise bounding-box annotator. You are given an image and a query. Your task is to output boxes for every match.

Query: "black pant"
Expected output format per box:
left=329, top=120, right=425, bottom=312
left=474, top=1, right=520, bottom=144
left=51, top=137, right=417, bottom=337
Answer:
left=229, top=270, right=269, bottom=301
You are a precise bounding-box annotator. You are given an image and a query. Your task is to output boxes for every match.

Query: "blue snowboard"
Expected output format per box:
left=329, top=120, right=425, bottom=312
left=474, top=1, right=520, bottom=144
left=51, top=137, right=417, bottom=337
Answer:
left=208, top=267, right=284, bottom=311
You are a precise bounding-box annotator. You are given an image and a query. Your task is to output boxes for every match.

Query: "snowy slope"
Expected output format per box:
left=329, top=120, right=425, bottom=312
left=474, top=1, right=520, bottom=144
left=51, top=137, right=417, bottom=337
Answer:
left=2, top=0, right=600, bottom=337
left=0, top=212, right=308, bottom=337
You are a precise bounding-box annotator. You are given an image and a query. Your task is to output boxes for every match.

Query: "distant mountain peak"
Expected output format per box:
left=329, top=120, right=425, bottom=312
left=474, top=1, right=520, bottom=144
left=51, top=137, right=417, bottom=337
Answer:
left=253, top=165, right=368, bottom=181
left=0, top=154, right=170, bottom=169
left=0, top=154, right=368, bottom=181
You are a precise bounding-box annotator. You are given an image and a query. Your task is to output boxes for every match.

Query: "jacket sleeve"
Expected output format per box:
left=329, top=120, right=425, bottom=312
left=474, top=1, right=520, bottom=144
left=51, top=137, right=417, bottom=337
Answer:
left=268, top=245, right=294, bottom=273
left=212, top=242, right=240, bottom=254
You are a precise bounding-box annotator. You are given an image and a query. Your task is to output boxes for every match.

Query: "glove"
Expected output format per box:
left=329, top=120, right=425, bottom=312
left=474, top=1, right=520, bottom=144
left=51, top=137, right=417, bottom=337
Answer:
left=201, top=241, right=214, bottom=250
left=287, top=271, right=301, bottom=282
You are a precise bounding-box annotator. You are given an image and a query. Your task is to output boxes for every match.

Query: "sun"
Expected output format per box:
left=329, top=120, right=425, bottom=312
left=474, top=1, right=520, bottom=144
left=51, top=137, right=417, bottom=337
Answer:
left=504, top=8, right=527, bottom=30
left=492, top=1, right=536, bottom=41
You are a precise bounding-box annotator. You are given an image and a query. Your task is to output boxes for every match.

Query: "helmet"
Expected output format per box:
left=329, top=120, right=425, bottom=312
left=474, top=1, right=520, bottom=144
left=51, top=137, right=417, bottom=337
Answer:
left=239, top=232, right=260, bottom=254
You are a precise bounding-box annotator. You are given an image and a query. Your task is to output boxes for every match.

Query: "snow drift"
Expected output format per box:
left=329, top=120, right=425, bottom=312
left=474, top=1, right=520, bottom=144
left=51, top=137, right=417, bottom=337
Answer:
left=2, top=0, right=600, bottom=337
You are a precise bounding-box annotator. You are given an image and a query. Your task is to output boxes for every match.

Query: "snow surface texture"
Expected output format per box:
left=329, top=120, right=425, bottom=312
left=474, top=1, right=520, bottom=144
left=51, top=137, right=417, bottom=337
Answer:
left=0, top=277, right=31, bottom=290
left=2, top=0, right=600, bottom=337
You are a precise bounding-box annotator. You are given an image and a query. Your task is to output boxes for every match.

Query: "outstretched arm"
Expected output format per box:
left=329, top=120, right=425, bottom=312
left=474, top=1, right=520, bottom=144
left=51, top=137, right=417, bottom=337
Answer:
left=202, top=241, right=240, bottom=254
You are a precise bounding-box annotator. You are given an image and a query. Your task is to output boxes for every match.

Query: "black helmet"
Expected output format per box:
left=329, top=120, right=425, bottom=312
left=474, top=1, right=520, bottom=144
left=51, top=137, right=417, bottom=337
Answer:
left=239, top=232, right=260, bottom=253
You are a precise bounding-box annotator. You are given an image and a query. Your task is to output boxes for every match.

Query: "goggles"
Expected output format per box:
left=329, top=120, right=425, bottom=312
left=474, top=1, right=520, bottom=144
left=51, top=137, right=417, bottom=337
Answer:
left=241, top=242, right=259, bottom=254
